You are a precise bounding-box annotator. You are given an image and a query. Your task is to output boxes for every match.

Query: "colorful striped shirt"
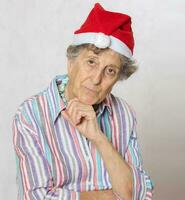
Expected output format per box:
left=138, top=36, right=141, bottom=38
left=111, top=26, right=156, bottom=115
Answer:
left=12, top=74, right=154, bottom=200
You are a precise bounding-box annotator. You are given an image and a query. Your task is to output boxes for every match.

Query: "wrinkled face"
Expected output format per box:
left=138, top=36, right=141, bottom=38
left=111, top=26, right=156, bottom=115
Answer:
left=66, top=48, right=122, bottom=105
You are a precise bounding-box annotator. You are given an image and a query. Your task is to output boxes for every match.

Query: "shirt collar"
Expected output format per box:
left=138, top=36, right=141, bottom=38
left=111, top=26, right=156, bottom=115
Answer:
left=46, top=74, right=113, bottom=124
left=96, top=93, right=113, bottom=117
left=46, top=74, right=67, bottom=124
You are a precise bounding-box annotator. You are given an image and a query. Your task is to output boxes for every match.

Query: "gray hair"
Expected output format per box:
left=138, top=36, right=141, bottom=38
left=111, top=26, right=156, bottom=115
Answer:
left=66, top=44, right=138, bottom=80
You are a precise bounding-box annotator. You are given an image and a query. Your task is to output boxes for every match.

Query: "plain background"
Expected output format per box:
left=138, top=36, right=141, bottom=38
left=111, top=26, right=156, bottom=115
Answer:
left=0, top=0, right=184, bottom=199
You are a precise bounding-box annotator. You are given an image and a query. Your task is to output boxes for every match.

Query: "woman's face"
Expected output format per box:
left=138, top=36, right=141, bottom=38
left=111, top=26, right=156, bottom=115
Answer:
left=66, top=48, right=122, bottom=105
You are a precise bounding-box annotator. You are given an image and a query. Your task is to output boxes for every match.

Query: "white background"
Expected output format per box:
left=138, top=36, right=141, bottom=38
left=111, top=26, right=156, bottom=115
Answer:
left=0, top=0, right=184, bottom=199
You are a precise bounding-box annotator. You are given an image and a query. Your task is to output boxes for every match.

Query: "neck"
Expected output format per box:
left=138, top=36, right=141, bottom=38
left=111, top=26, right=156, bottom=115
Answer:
left=93, top=104, right=99, bottom=111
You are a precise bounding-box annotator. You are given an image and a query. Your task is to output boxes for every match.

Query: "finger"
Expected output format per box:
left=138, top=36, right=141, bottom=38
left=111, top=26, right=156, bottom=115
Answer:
left=67, top=101, right=80, bottom=125
left=68, top=98, right=94, bottom=110
left=64, top=107, right=95, bottom=126
left=67, top=100, right=94, bottom=114
left=65, top=102, right=85, bottom=126
left=67, top=100, right=94, bottom=124
left=72, top=105, right=96, bottom=125
left=74, top=109, right=96, bottom=123
left=67, top=97, right=78, bottom=106
left=61, top=110, right=76, bottom=127
left=67, top=98, right=83, bottom=117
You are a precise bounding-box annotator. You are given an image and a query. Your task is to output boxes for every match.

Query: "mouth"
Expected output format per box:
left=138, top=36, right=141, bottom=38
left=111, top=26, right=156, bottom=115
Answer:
left=83, top=86, right=98, bottom=94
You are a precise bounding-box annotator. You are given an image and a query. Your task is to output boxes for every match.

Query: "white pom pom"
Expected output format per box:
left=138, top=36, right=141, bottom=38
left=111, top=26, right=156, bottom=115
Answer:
left=94, top=33, right=111, bottom=48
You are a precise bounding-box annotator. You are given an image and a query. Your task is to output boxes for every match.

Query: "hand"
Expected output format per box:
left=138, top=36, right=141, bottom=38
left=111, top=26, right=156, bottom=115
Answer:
left=62, top=98, right=102, bottom=142
left=80, top=190, right=117, bottom=200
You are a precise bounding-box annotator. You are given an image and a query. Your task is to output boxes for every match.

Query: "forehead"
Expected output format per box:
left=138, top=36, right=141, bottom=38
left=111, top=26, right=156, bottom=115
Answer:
left=79, top=48, right=122, bottom=66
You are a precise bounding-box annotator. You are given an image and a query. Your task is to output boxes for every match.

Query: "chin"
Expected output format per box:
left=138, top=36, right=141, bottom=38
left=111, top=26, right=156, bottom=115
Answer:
left=79, top=95, right=98, bottom=105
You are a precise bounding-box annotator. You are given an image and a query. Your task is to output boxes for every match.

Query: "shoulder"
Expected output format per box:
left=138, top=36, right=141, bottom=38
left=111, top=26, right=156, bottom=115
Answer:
left=108, top=93, right=137, bottom=128
left=109, top=93, right=136, bottom=115
left=13, top=89, right=47, bottom=124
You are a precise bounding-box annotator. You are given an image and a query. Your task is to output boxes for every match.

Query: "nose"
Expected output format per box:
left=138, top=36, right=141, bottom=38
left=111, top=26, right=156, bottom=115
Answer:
left=91, top=70, right=103, bottom=85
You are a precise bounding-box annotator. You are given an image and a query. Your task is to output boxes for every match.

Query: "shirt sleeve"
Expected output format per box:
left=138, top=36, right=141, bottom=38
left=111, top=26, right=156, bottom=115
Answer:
left=12, top=111, right=80, bottom=200
left=124, top=117, right=154, bottom=200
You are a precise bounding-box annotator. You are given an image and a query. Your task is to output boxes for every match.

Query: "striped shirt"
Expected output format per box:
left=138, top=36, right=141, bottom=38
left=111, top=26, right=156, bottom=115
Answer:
left=12, top=74, right=154, bottom=200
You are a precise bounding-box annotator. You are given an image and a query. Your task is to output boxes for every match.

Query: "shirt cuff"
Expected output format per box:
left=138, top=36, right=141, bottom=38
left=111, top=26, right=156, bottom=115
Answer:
left=130, top=165, right=154, bottom=200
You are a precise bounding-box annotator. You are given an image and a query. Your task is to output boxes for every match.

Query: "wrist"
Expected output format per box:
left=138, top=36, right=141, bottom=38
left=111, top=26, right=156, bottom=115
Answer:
left=92, top=131, right=108, bottom=147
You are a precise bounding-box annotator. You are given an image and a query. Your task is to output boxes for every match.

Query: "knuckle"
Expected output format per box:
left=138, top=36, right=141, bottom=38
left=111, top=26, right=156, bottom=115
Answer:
left=76, top=109, right=81, bottom=116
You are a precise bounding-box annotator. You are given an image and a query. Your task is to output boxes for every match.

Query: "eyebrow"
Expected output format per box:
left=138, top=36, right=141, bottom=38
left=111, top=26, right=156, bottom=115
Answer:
left=108, top=64, right=120, bottom=70
left=86, top=56, right=120, bottom=69
left=87, top=55, right=99, bottom=59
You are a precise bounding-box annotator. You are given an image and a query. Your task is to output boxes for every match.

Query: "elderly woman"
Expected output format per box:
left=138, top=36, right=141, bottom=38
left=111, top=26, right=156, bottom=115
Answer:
left=12, top=3, right=154, bottom=200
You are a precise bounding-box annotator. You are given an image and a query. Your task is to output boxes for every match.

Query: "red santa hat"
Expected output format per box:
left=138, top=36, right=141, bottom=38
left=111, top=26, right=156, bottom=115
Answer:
left=72, top=3, right=134, bottom=58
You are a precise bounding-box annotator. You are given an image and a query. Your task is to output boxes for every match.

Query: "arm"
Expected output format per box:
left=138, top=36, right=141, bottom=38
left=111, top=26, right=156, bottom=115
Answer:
left=63, top=98, right=154, bottom=200
left=93, top=123, right=154, bottom=200
left=63, top=99, right=132, bottom=200
left=92, top=132, right=133, bottom=200
left=12, top=110, right=80, bottom=200
left=124, top=118, right=154, bottom=200
left=80, top=190, right=116, bottom=200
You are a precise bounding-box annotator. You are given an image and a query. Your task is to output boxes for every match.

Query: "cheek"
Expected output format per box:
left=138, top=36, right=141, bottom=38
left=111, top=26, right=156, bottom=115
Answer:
left=104, top=79, right=116, bottom=90
left=73, top=72, right=88, bottom=94
left=99, top=83, right=114, bottom=97
left=69, top=66, right=81, bottom=85
left=102, top=88, right=112, bottom=98
left=102, top=77, right=118, bottom=94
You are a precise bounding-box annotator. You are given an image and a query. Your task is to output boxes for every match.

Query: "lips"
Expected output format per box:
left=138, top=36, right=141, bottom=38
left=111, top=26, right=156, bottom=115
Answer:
left=83, top=86, right=99, bottom=93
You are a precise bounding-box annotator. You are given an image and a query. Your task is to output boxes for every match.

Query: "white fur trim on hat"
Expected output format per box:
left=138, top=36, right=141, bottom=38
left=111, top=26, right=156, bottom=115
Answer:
left=94, top=33, right=111, bottom=48
left=72, top=32, right=132, bottom=58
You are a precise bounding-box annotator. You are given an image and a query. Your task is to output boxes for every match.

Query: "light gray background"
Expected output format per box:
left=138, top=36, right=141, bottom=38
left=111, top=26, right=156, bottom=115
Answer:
left=0, top=0, right=184, bottom=199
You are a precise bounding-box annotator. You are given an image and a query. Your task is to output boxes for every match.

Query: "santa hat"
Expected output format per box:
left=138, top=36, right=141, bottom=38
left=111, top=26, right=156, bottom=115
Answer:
left=72, top=3, right=134, bottom=58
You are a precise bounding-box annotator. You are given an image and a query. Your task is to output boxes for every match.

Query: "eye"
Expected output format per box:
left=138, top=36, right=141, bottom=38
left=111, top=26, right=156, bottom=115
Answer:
left=87, top=59, right=96, bottom=66
left=105, top=66, right=116, bottom=76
